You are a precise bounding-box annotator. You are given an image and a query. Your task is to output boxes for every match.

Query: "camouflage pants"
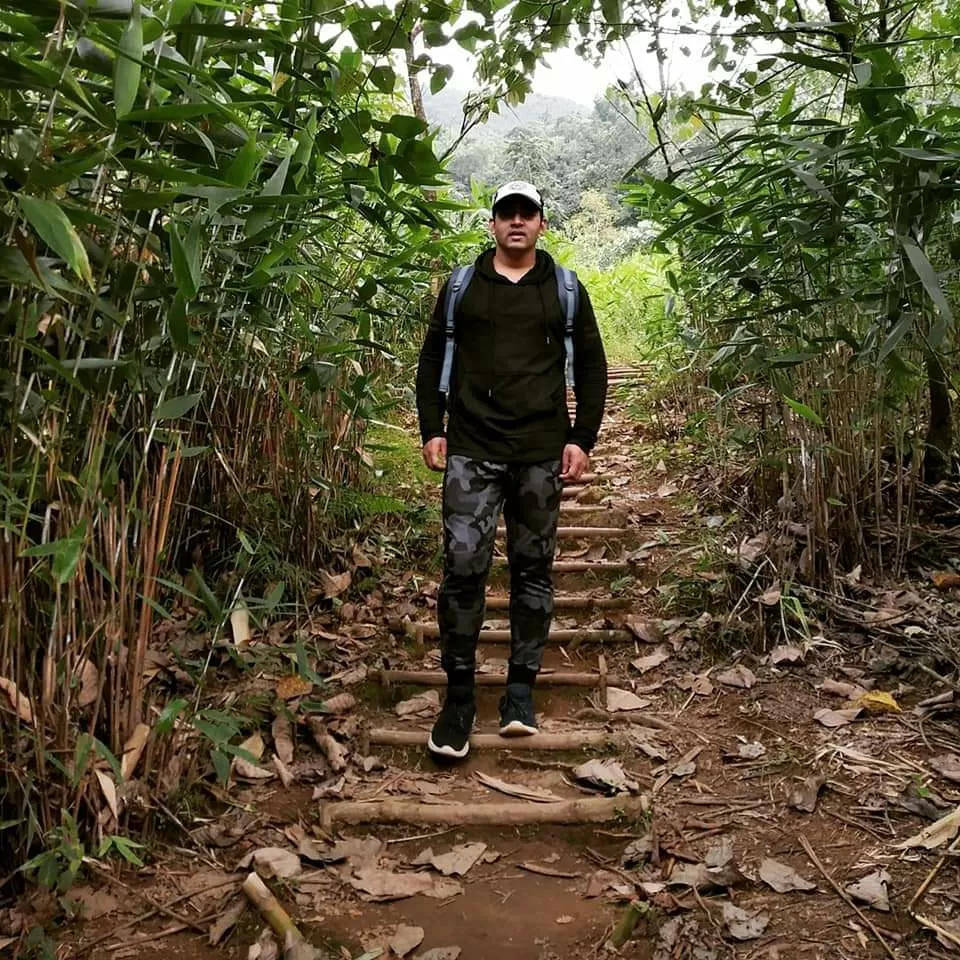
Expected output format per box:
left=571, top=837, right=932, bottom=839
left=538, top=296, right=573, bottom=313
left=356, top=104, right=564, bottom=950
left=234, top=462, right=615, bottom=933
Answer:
left=438, top=455, right=562, bottom=674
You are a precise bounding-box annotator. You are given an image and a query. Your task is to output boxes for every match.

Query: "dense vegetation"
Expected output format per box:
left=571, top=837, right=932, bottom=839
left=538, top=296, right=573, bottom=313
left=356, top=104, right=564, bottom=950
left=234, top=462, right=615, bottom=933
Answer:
left=1, top=0, right=958, bottom=883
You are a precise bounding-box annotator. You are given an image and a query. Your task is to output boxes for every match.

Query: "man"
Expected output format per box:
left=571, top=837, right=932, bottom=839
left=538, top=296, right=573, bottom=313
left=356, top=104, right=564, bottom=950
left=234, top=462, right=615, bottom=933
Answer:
left=415, top=180, right=608, bottom=759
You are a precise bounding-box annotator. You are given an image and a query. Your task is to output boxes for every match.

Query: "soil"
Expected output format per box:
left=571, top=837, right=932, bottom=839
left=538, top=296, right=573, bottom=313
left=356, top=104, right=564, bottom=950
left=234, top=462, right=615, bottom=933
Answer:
left=23, top=367, right=960, bottom=960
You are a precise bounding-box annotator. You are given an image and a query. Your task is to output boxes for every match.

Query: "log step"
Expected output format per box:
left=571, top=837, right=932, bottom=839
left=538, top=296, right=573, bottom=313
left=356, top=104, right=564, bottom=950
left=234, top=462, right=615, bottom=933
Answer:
left=373, top=669, right=626, bottom=687
left=491, top=558, right=633, bottom=572
left=499, top=525, right=626, bottom=539
left=414, top=625, right=633, bottom=644
left=559, top=503, right=621, bottom=514
left=320, top=794, right=649, bottom=827
left=369, top=728, right=619, bottom=750
left=560, top=486, right=586, bottom=499
left=484, top=595, right=628, bottom=610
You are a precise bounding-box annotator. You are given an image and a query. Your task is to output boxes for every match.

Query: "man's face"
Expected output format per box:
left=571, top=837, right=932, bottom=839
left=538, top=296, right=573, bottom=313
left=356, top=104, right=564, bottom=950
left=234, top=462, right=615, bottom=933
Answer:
left=490, top=198, right=545, bottom=253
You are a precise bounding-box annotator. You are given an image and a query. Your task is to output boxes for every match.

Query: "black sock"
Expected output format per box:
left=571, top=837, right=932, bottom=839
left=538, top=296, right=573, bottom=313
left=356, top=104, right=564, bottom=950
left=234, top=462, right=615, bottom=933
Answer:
left=507, top=664, right=537, bottom=687
left=446, top=668, right=475, bottom=695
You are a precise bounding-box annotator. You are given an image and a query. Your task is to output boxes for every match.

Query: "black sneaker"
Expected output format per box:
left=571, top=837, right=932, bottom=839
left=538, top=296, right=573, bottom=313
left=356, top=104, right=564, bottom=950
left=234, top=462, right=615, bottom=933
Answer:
left=427, top=689, right=475, bottom=759
left=499, top=683, right=538, bottom=736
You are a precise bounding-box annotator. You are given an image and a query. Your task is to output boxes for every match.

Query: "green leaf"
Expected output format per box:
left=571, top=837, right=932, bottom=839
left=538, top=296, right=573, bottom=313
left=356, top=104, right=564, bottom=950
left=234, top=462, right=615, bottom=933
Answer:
left=778, top=51, right=848, bottom=76
left=114, top=3, right=143, bottom=118
left=153, top=392, right=201, bottom=421
left=18, top=195, right=93, bottom=288
left=211, top=748, right=230, bottom=784
left=901, top=238, right=953, bottom=325
left=430, top=64, right=452, bottom=94
left=156, top=698, right=188, bottom=735
left=168, top=292, right=189, bottom=348
left=169, top=219, right=202, bottom=299
left=879, top=312, right=912, bottom=361
left=52, top=522, right=87, bottom=585
left=225, top=134, right=260, bottom=188
left=387, top=114, right=427, bottom=140
left=369, top=65, right=395, bottom=93
left=784, top=396, right=824, bottom=427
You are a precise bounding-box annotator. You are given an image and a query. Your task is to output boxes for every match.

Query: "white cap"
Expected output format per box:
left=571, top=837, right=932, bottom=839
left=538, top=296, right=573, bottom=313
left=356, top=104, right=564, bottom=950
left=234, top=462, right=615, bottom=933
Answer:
left=492, top=180, right=543, bottom=214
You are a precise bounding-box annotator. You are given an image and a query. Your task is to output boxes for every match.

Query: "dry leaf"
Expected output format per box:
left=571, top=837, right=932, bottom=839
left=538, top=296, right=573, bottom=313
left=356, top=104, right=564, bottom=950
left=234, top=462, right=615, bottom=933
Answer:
left=856, top=690, right=901, bottom=714
left=318, top=569, right=351, bottom=598
left=788, top=775, right=826, bottom=813
left=606, top=687, right=651, bottom=712
left=396, top=690, right=441, bottom=719
left=276, top=675, right=313, bottom=700
left=722, top=902, right=770, bottom=940
left=230, top=603, right=250, bottom=646
left=317, top=693, right=356, bottom=714
left=716, top=665, right=756, bottom=689
left=820, top=678, right=867, bottom=699
left=676, top=672, right=713, bottom=697
left=844, top=870, right=891, bottom=912
left=759, top=858, right=816, bottom=893
left=94, top=770, right=119, bottom=821
left=704, top=837, right=734, bottom=869
left=735, top=741, right=766, bottom=760
left=930, top=754, right=960, bottom=785
left=63, top=886, right=119, bottom=921
left=208, top=896, right=246, bottom=945
left=388, top=925, right=424, bottom=957
left=272, top=754, right=294, bottom=788
left=272, top=713, right=294, bottom=765
left=631, top=648, right=670, bottom=674
left=424, top=842, right=487, bottom=877
left=76, top=659, right=99, bottom=707
left=758, top=584, right=782, bottom=606
left=0, top=676, right=34, bottom=723
left=814, top=706, right=862, bottom=728
left=656, top=481, right=679, bottom=498
left=234, top=732, right=273, bottom=780
left=573, top=758, right=639, bottom=795
left=555, top=915, right=574, bottom=925
left=932, top=571, right=960, bottom=590
left=896, top=805, right=960, bottom=850
left=667, top=862, right=742, bottom=892
left=417, top=950, right=461, bottom=960
left=770, top=645, right=803, bottom=666
left=248, top=928, right=278, bottom=960
left=585, top=869, right=626, bottom=898
left=348, top=867, right=459, bottom=902
left=250, top=847, right=301, bottom=879
left=120, top=723, right=151, bottom=780
left=624, top=617, right=664, bottom=644
left=474, top=771, right=564, bottom=803
left=309, top=725, right=347, bottom=773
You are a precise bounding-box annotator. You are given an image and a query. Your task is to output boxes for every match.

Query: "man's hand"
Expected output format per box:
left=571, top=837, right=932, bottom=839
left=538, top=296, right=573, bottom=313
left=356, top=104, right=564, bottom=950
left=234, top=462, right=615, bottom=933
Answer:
left=560, top=443, right=589, bottom=482
left=422, top=436, right=447, bottom=472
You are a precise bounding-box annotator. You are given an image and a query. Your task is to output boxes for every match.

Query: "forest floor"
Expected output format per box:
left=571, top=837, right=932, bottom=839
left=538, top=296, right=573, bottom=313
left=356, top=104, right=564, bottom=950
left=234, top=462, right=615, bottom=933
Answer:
left=14, top=367, right=960, bottom=960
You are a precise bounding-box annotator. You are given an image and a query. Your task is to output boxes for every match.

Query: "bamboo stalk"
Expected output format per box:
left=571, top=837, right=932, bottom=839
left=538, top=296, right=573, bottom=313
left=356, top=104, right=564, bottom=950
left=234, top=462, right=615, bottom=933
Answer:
left=369, top=728, right=621, bottom=750
left=320, top=794, right=649, bottom=827
left=484, top=595, right=628, bottom=610
left=492, top=559, right=633, bottom=572
left=499, top=525, right=626, bottom=538
left=415, top=625, right=633, bottom=644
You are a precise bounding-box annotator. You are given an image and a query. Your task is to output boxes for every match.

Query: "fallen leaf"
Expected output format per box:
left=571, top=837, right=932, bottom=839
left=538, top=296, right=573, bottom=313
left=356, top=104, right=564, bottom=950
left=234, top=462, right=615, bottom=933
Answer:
left=820, top=678, right=867, bottom=699
left=788, top=775, right=826, bottom=813
left=416, top=949, right=461, bottom=960
left=250, top=847, right=301, bottom=879
left=234, top=732, right=273, bottom=780
left=388, top=925, right=424, bottom=957
left=474, top=771, right=564, bottom=803
left=844, top=870, right=891, bottom=912
left=856, top=690, right=901, bottom=714
left=656, top=481, right=679, bottom=498
left=716, top=665, right=756, bottom=689
left=585, top=869, right=625, bottom=898
left=63, top=886, right=119, bottom=921
left=283, top=931, right=321, bottom=960
left=272, top=713, right=294, bottom=766
left=770, top=645, right=804, bottom=666
left=932, top=571, right=960, bottom=590
left=722, top=902, right=770, bottom=941
left=758, top=583, right=782, bottom=606
left=667, top=862, right=742, bottom=892
left=896, top=805, right=960, bottom=850
left=727, top=741, right=765, bottom=760
left=396, top=690, right=441, bottom=719
left=555, top=915, right=574, bottom=925
left=76, top=659, right=99, bottom=707
left=759, top=858, right=816, bottom=893
left=676, top=672, right=714, bottom=697
left=814, top=706, right=862, bottom=727
left=930, top=754, right=960, bottom=785
left=606, top=687, right=651, bottom=712
left=94, top=770, right=119, bottom=821
left=624, top=617, right=664, bottom=644
left=318, top=569, right=351, bottom=598
left=208, top=896, right=246, bottom=945
left=349, top=868, right=461, bottom=902
left=423, top=842, right=487, bottom=877
left=248, top=928, right=278, bottom=960
left=631, top=648, right=671, bottom=674
left=622, top=835, right=654, bottom=867
left=932, top=917, right=960, bottom=951
left=0, top=676, right=34, bottom=723
left=572, top=758, right=639, bottom=795
left=704, top=838, right=734, bottom=869
left=120, top=722, right=151, bottom=780
left=520, top=862, right=581, bottom=879
left=322, top=836, right=383, bottom=867
left=230, top=603, right=250, bottom=646
left=317, top=693, right=356, bottom=715
left=276, top=675, right=313, bottom=700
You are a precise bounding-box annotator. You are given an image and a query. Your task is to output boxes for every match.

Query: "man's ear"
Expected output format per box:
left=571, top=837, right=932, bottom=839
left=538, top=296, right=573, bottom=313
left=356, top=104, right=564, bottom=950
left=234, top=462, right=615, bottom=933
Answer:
left=488, top=218, right=496, bottom=236
left=539, top=217, right=548, bottom=236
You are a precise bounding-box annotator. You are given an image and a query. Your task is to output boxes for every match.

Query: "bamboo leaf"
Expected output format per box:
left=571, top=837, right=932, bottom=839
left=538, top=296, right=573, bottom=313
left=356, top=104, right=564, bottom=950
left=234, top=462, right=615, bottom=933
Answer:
left=168, top=292, right=189, bottom=348
left=169, top=220, right=202, bottom=299
left=784, top=396, right=824, bottom=427
left=153, top=393, right=201, bottom=421
left=52, top=522, right=87, bottom=585
left=901, top=238, right=953, bottom=325
left=114, top=3, right=143, bottom=118
left=225, top=134, right=260, bottom=187
left=18, top=195, right=93, bottom=288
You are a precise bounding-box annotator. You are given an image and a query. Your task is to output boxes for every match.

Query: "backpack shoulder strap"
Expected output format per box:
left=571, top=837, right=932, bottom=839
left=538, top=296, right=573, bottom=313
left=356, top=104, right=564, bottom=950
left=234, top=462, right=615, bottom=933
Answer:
left=439, top=264, right=475, bottom=395
left=555, top=266, right=579, bottom=388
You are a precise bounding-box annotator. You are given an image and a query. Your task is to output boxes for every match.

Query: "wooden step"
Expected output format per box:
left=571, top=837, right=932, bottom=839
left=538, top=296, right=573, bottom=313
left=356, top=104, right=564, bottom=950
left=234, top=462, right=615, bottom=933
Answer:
left=499, top=525, right=626, bottom=539
left=560, top=486, right=586, bottom=499
left=373, top=669, right=626, bottom=687
left=414, top=625, right=633, bottom=644
left=484, top=595, right=628, bottom=610
left=558, top=503, right=620, bottom=515
left=369, top=728, right=619, bottom=750
left=491, top=558, right=633, bottom=572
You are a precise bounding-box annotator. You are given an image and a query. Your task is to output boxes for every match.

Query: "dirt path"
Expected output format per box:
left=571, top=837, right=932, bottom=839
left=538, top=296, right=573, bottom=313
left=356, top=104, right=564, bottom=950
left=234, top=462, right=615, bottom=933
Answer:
left=41, top=368, right=960, bottom=960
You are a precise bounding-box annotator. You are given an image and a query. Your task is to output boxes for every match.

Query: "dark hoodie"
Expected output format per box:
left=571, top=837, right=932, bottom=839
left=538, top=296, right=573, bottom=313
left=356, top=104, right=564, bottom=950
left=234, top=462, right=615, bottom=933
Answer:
left=416, top=249, right=608, bottom=463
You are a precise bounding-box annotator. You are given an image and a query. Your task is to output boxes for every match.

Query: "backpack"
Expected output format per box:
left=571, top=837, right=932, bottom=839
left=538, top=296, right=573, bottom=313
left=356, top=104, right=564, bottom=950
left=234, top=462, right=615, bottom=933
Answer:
left=437, top=264, right=580, bottom=395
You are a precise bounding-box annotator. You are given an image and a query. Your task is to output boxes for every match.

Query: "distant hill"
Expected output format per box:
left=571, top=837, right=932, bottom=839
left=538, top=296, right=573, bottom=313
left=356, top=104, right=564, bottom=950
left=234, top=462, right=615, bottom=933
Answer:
left=424, top=87, right=587, bottom=138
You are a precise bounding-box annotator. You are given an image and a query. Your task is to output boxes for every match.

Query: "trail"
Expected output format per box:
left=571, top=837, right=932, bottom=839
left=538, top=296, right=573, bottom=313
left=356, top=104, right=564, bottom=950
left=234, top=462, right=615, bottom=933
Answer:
left=51, top=366, right=957, bottom=960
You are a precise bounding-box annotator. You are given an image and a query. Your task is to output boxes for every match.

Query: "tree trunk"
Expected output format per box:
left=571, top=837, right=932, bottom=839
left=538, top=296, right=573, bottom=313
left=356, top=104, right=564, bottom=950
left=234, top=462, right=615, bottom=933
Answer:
left=924, top=349, right=953, bottom=484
